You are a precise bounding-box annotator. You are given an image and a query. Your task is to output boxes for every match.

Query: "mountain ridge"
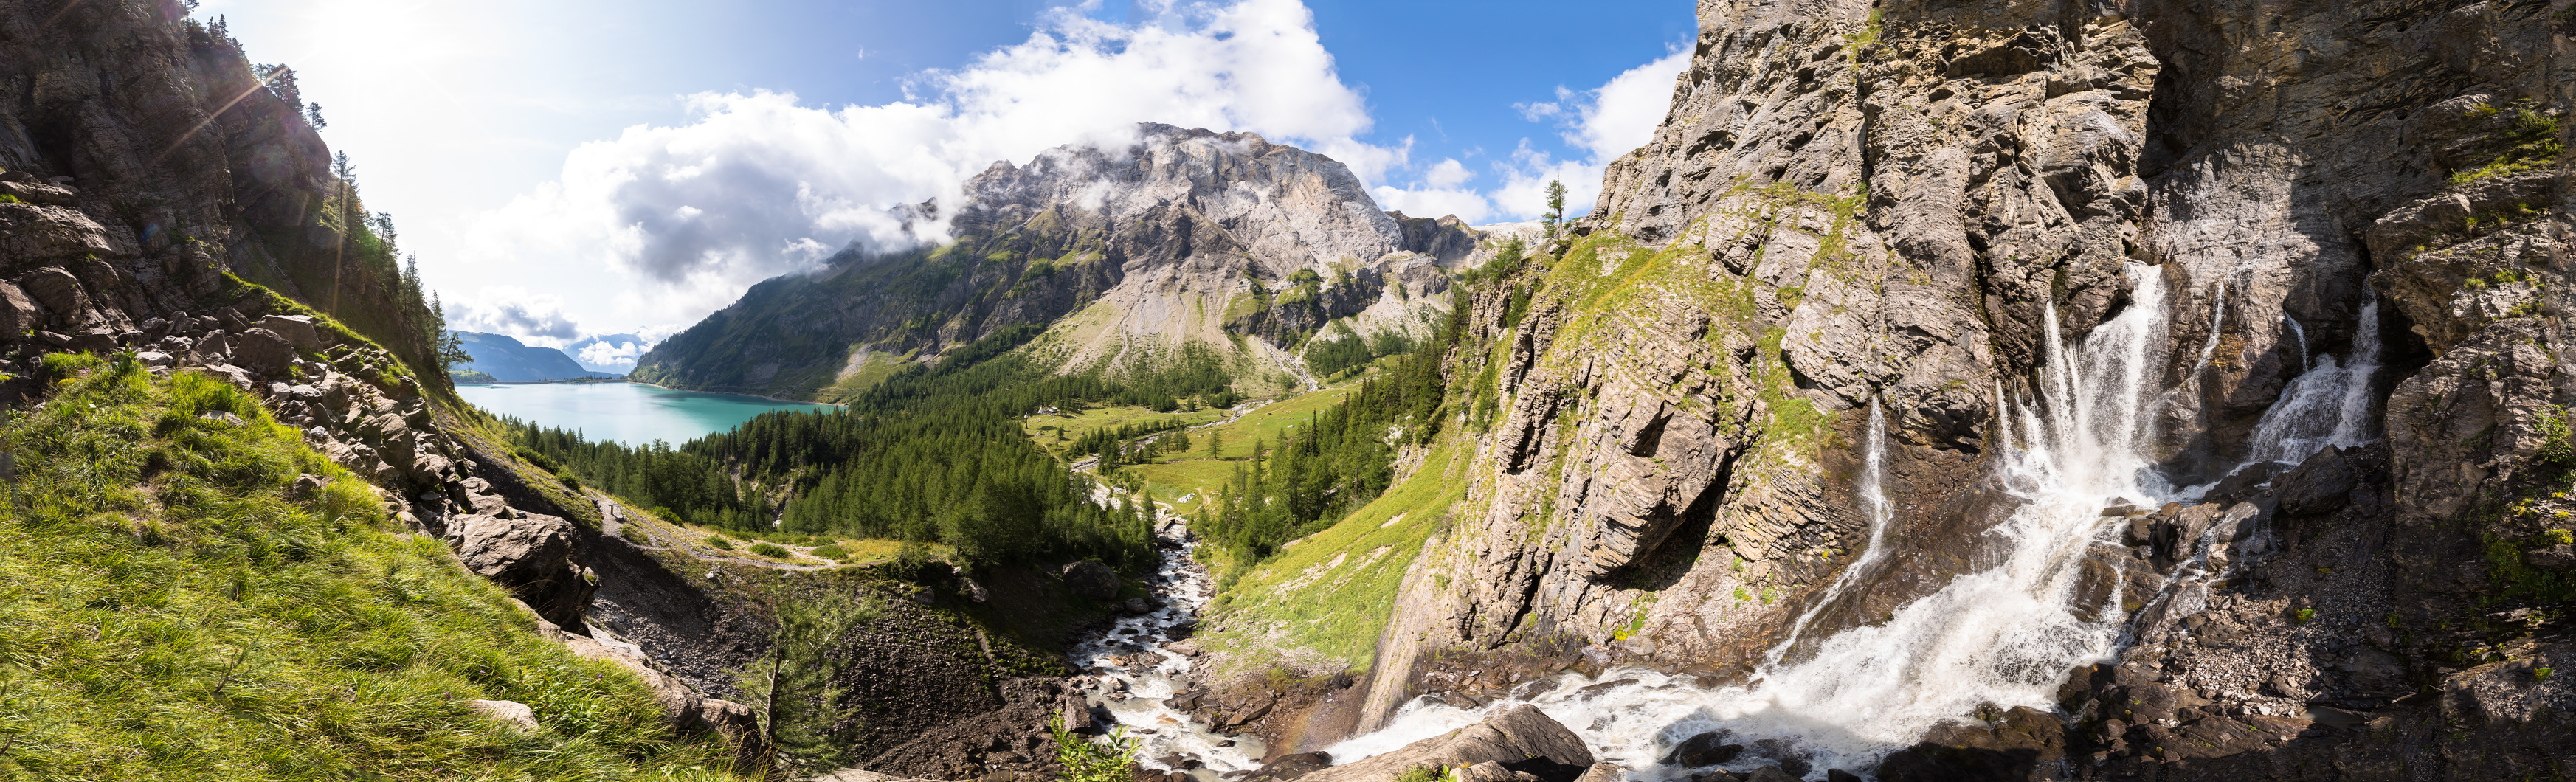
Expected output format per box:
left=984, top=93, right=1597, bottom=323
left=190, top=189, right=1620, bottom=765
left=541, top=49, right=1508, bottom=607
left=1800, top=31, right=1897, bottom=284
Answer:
left=630, top=122, right=1505, bottom=401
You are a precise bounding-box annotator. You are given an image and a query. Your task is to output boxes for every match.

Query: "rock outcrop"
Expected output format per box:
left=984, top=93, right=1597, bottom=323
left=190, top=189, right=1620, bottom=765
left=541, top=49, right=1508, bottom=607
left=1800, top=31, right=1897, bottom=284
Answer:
left=1204, top=0, right=2576, bottom=775
left=1294, top=705, right=1593, bottom=782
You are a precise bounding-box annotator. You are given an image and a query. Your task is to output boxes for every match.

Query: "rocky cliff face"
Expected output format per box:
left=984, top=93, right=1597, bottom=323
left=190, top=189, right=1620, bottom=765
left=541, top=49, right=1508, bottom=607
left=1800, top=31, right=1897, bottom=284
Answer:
left=1251, top=0, right=2573, bottom=776
left=631, top=124, right=1493, bottom=400
left=0, top=0, right=766, bottom=764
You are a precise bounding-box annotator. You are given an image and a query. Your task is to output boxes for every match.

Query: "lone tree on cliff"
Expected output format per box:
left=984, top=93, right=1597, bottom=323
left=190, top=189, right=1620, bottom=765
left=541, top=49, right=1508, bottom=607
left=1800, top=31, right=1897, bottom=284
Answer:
left=1542, top=179, right=1568, bottom=240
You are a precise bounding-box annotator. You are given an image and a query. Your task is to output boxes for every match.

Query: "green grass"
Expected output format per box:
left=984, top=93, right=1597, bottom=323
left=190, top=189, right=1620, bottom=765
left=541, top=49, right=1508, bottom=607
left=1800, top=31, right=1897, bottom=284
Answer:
left=1022, top=404, right=1223, bottom=457
left=1200, top=440, right=1473, bottom=673
left=0, top=356, right=739, bottom=781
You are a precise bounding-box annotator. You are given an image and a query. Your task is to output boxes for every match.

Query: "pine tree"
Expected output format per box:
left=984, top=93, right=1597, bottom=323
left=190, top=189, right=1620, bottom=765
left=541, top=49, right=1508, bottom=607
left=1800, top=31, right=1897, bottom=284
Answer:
left=740, top=594, right=878, bottom=771
left=1543, top=179, right=1568, bottom=240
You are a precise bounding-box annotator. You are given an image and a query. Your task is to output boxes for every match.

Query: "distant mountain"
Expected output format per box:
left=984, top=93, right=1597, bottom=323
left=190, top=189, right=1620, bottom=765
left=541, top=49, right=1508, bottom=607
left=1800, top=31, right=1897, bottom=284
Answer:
left=565, top=333, right=651, bottom=373
left=451, top=332, right=619, bottom=382
left=633, top=122, right=1509, bottom=401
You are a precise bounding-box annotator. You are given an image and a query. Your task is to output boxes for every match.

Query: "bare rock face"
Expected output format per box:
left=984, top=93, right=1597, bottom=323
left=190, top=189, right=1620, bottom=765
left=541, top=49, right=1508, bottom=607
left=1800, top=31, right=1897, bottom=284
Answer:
left=1296, top=705, right=1593, bottom=782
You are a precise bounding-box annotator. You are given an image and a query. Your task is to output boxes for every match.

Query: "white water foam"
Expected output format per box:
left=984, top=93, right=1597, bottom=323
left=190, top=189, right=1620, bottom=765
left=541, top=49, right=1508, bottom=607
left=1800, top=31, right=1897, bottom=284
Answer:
left=2242, top=300, right=2382, bottom=466
left=1070, top=516, right=1267, bottom=775
left=1328, top=263, right=2180, bottom=779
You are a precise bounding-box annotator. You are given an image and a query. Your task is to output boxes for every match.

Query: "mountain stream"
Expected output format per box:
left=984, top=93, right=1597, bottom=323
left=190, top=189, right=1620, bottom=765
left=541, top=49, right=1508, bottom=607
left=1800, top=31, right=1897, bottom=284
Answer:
left=1086, top=263, right=2387, bottom=781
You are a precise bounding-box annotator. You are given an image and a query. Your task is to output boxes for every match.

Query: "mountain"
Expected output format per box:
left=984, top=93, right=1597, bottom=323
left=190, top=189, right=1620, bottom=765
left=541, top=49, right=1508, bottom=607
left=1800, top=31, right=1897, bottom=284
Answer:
left=567, top=332, right=651, bottom=373
left=451, top=331, right=618, bottom=381
left=632, top=123, right=1505, bottom=401
left=1176, top=0, right=2576, bottom=775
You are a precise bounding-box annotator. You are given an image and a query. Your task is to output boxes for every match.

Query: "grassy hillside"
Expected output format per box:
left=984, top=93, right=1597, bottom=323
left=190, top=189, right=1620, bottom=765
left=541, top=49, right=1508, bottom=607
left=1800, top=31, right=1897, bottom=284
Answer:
left=0, top=355, right=738, bottom=781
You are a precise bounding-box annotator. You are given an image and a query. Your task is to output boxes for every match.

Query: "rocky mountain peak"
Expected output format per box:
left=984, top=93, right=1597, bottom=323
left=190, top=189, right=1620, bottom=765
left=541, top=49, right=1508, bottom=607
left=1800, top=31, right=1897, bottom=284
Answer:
left=954, top=122, right=1409, bottom=280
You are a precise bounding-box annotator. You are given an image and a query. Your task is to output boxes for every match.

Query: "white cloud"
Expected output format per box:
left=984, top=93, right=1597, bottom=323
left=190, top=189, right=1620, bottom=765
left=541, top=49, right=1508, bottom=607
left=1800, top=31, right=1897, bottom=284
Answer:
left=578, top=339, right=647, bottom=367
left=1423, top=158, right=1474, bottom=189
left=1485, top=49, right=1690, bottom=221
left=447, top=286, right=584, bottom=347
left=465, top=0, right=1397, bottom=328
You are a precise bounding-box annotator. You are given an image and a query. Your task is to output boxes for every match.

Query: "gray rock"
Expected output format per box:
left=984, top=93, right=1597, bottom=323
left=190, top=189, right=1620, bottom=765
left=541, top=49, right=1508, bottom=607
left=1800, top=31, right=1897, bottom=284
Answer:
left=1299, top=705, right=1592, bottom=782
left=257, top=314, right=320, bottom=349
left=449, top=511, right=593, bottom=626
left=2527, top=544, right=2576, bottom=573
left=1061, top=559, right=1119, bottom=601
left=465, top=699, right=539, bottom=732
left=229, top=327, right=296, bottom=373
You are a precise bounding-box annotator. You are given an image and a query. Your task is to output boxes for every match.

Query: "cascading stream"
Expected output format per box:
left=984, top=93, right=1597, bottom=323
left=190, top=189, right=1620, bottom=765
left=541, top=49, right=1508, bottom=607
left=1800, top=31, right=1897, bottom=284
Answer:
left=2242, top=300, right=2383, bottom=467
left=1761, top=398, right=1896, bottom=667
left=1069, top=503, right=1266, bottom=775
left=1327, top=263, right=2180, bottom=779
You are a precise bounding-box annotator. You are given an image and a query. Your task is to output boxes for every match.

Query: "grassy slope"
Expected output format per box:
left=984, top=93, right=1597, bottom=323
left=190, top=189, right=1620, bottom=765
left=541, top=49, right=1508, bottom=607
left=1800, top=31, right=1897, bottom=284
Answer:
left=0, top=356, right=736, bottom=781
left=1195, top=440, right=1471, bottom=675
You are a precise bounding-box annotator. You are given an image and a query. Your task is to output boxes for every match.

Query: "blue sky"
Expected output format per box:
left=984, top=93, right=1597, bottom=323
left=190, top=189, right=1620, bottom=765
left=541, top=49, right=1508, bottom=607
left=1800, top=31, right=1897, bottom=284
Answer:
left=197, top=0, right=1693, bottom=361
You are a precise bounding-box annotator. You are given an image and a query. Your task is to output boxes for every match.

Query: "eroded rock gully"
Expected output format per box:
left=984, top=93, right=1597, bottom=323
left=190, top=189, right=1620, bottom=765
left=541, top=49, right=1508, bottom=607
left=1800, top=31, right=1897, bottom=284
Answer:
left=1204, top=1, right=2575, bottom=780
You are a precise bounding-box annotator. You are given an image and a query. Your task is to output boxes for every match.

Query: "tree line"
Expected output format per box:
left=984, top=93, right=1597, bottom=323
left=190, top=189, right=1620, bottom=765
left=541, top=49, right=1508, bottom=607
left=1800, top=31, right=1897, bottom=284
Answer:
left=1200, top=308, right=1458, bottom=561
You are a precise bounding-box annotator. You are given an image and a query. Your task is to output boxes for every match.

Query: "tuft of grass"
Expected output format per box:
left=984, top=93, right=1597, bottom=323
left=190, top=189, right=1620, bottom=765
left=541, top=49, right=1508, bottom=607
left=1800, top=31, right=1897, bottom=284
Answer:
left=2536, top=667, right=2554, bottom=682
left=705, top=536, right=735, bottom=551
left=1394, top=767, right=1448, bottom=782
left=0, top=361, right=740, bottom=780
left=2294, top=609, right=2317, bottom=624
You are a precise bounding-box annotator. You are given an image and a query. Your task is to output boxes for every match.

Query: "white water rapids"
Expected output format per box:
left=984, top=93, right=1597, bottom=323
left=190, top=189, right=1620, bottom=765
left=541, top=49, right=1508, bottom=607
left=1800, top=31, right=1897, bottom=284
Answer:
left=1080, top=265, right=2389, bottom=781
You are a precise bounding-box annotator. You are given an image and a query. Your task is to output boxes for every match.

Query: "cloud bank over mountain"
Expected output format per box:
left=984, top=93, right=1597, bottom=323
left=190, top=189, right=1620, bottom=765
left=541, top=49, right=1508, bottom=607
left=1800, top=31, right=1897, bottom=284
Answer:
left=460, top=0, right=1682, bottom=341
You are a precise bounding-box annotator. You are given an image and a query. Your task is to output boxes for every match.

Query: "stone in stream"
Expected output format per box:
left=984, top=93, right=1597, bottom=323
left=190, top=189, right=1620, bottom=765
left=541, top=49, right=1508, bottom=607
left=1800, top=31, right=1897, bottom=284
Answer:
left=1661, top=730, right=1744, bottom=767
left=1294, top=705, right=1592, bottom=782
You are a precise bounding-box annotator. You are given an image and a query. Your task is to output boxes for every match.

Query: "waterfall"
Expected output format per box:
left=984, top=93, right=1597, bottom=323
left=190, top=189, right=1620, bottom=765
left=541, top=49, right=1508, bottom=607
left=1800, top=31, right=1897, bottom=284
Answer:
left=2243, top=300, right=2383, bottom=466
left=2282, top=315, right=2310, bottom=373
left=1329, top=263, right=2178, bottom=779
left=1761, top=398, right=1896, bottom=666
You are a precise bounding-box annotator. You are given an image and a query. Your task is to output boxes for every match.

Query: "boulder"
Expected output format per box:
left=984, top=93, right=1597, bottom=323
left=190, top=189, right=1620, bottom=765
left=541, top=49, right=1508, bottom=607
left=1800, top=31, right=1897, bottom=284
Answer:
left=1299, top=705, right=1594, bottom=782
left=1875, top=706, right=2065, bottom=782
left=2527, top=544, right=2576, bottom=572
left=449, top=511, right=594, bottom=626
left=0, top=204, right=120, bottom=263
left=1662, top=730, right=1744, bottom=767
left=465, top=699, right=540, bottom=732
left=258, top=314, right=320, bottom=349
left=1254, top=752, right=1333, bottom=781
left=0, top=280, right=40, bottom=333
left=2276, top=445, right=2360, bottom=516
left=18, top=266, right=92, bottom=327
left=230, top=327, right=297, bottom=373
left=1062, top=559, right=1119, bottom=601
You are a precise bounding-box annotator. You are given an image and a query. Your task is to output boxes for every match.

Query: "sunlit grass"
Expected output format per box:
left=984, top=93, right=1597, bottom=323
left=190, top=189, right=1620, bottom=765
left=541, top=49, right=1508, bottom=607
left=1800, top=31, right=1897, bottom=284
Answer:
left=0, top=354, right=742, bottom=781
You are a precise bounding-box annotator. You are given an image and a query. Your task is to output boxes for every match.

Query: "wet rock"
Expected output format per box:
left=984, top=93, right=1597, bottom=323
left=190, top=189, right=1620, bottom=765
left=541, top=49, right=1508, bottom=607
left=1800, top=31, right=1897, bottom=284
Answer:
left=1875, top=706, right=2064, bottom=782
left=1570, top=764, right=1622, bottom=782
left=1124, top=598, right=1150, bottom=615
left=1062, top=560, right=1120, bottom=601
left=1254, top=752, right=1332, bottom=781
left=1661, top=730, right=1744, bottom=767
left=1743, top=769, right=1800, bottom=782
left=2275, top=445, right=2362, bottom=516
left=1300, top=705, right=1592, bottom=782
left=1824, top=771, right=1862, bottom=782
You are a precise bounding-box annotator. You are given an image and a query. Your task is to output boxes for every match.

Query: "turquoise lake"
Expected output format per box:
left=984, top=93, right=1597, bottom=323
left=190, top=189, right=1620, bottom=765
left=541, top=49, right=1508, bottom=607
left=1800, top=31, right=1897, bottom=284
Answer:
left=455, top=382, right=835, bottom=447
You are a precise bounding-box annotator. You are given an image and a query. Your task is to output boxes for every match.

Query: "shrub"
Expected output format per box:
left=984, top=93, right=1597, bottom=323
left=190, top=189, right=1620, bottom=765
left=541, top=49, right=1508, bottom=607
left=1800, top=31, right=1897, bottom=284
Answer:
left=1050, top=716, right=1140, bottom=782
left=707, top=536, right=735, bottom=550
left=2546, top=529, right=2575, bottom=547
left=810, top=544, right=850, bottom=560
left=748, top=542, right=790, bottom=558
left=2539, top=406, right=2576, bottom=469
